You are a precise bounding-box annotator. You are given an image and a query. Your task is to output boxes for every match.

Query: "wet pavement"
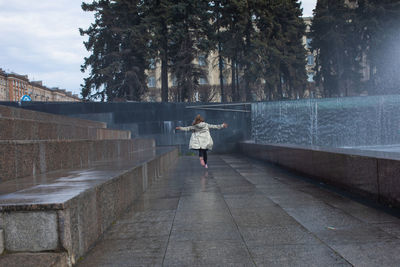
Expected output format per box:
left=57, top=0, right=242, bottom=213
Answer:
left=77, top=155, right=400, bottom=266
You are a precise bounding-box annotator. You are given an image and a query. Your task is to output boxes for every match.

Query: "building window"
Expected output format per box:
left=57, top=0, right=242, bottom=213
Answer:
left=198, top=55, right=206, bottom=67
left=221, top=59, right=225, bottom=69
left=149, top=58, right=156, bottom=70
left=307, top=73, right=314, bottom=82
left=172, top=76, right=178, bottom=87
left=307, top=55, right=314, bottom=66
left=306, top=38, right=312, bottom=49
left=199, top=77, right=208, bottom=85
left=147, top=76, right=156, bottom=87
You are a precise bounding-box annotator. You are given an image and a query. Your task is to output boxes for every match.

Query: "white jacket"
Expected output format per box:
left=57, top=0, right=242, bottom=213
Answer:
left=179, top=122, right=225, bottom=150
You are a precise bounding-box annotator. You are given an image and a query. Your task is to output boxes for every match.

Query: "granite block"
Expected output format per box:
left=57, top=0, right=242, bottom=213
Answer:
left=0, top=118, right=16, bottom=140
left=377, top=159, right=400, bottom=206
left=0, top=229, right=4, bottom=254
left=0, top=104, right=106, bottom=129
left=58, top=209, right=75, bottom=264
left=239, top=142, right=397, bottom=207
left=0, top=144, right=15, bottom=182
left=0, top=252, right=69, bottom=267
left=0, top=146, right=178, bottom=264
left=0, top=117, right=130, bottom=141
left=278, top=147, right=314, bottom=175
left=0, top=139, right=157, bottom=182
left=344, top=154, right=379, bottom=198
left=311, top=150, right=347, bottom=184
left=0, top=211, right=58, bottom=252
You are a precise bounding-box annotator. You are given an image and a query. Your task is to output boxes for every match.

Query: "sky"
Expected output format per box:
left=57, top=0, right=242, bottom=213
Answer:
left=0, top=0, right=317, bottom=96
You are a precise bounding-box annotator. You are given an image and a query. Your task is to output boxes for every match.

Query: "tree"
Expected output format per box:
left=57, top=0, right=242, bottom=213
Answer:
left=168, top=0, right=212, bottom=102
left=80, top=0, right=150, bottom=101
left=277, top=0, right=308, bottom=99
left=143, top=0, right=171, bottom=102
left=254, top=0, right=307, bottom=100
left=209, top=0, right=230, bottom=102
left=311, top=0, right=363, bottom=97
left=357, top=0, right=400, bottom=95
left=220, top=0, right=248, bottom=102
left=80, top=0, right=309, bottom=102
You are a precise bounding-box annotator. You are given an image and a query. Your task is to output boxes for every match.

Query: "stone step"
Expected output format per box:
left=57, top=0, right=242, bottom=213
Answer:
left=0, top=117, right=131, bottom=140
left=0, top=252, right=69, bottom=267
left=0, top=229, right=3, bottom=255
left=0, top=105, right=106, bottom=129
left=0, top=146, right=178, bottom=266
left=0, top=117, right=131, bottom=141
left=0, top=138, right=154, bottom=183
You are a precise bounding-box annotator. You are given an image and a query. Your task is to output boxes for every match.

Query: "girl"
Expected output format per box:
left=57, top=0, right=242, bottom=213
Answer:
left=175, top=114, right=228, bottom=168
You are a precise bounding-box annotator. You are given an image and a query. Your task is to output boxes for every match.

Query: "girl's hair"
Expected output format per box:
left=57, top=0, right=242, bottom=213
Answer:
left=192, top=114, right=204, bottom=125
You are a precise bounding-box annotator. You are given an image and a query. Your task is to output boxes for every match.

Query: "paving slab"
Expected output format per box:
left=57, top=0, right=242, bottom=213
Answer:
left=77, top=154, right=400, bottom=266
left=78, top=237, right=168, bottom=267
left=248, top=244, right=351, bottom=267
left=163, top=240, right=255, bottom=267
left=169, top=221, right=241, bottom=242
left=239, top=225, right=321, bottom=245
left=330, top=240, right=400, bottom=266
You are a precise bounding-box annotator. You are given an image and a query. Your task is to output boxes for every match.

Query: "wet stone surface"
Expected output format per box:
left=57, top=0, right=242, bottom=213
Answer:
left=0, top=147, right=173, bottom=211
left=77, top=155, right=400, bottom=266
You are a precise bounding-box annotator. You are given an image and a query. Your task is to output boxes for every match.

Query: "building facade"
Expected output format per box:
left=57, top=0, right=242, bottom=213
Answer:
left=0, top=68, right=80, bottom=102
left=144, top=17, right=317, bottom=102
left=0, top=69, right=8, bottom=100
left=303, top=16, right=319, bottom=98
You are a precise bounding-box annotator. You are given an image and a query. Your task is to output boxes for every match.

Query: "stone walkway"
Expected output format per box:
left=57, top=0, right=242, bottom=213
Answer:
left=77, top=155, right=400, bottom=266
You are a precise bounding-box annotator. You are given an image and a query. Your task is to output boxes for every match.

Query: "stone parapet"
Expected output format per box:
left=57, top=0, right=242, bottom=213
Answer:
left=0, top=117, right=130, bottom=141
left=0, top=147, right=178, bottom=265
left=0, top=229, right=3, bottom=255
left=0, top=138, right=154, bottom=182
left=238, top=141, right=400, bottom=208
left=0, top=105, right=106, bottom=129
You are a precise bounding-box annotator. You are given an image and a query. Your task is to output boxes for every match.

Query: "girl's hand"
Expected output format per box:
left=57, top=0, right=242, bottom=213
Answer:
left=223, top=123, right=228, bottom=128
left=175, top=127, right=181, bottom=130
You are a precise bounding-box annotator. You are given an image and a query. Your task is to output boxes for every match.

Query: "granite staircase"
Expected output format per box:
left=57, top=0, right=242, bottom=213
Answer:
left=0, top=105, right=178, bottom=266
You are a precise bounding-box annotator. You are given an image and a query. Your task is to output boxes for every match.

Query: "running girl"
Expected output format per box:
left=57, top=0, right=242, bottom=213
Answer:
left=175, top=114, right=228, bottom=168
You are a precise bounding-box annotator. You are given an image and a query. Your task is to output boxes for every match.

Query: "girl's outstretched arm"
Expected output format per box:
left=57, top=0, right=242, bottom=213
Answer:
left=207, top=123, right=228, bottom=129
left=176, top=126, right=194, bottom=131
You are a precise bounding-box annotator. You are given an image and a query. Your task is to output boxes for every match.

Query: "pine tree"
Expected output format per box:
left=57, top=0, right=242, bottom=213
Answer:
left=168, top=0, right=212, bottom=102
left=310, top=0, right=363, bottom=97
left=222, top=0, right=250, bottom=102
left=357, top=0, right=400, bottom=95
left=142, top=0, right=172, bottom=102
left=242, top=0, right=262, bottom=101
left=209, top=0, right=230, bottom=102
left=80, top=0, right=150, bottom=101
left=272, top=0, right=307, bottom=99
left=253, top=0, right=307, bottom=100
left=80, top=0, right=310, bottom=102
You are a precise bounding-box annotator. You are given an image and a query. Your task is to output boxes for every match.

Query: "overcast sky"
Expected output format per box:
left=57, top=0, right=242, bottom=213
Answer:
left=0, top=0, right=316, bottom=96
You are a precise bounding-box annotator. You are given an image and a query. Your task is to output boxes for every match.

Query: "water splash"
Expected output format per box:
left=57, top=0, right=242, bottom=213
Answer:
left=251, top=95, right=400, bottom=148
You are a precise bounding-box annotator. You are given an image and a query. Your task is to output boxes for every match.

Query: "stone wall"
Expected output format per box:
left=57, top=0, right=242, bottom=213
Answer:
left=0, top=138, right=154, bottom=182
left=0, top=147, right=178, bottom=265
left=239, top=141, right=400, bottom=208
left=0, top=102, right=251, bottom=154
